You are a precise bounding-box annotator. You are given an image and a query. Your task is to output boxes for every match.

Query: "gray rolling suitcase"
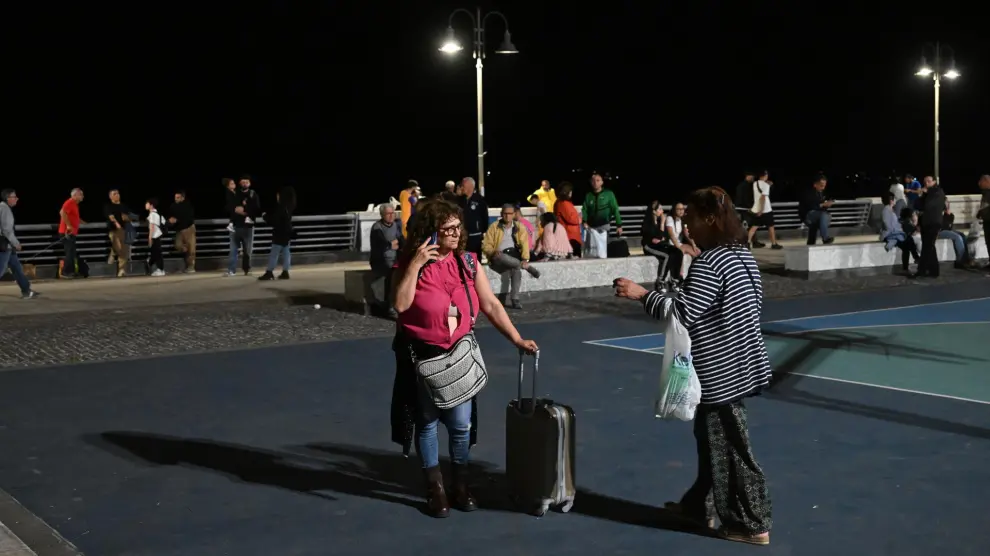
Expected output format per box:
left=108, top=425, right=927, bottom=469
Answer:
left=505, top=349, right=576, bottom=516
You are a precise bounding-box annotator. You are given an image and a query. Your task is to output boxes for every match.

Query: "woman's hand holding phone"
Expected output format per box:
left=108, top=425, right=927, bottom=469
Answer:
left=412, top=236, right=440, bottom=268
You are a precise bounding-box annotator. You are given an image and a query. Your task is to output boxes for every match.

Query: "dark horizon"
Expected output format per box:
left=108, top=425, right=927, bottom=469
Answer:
left=8, top=1, right=988, bottom=224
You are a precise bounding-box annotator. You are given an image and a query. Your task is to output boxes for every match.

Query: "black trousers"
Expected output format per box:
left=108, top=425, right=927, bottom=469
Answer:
left=680, top=401, right=773, bottom=534
left=895, top=238, right=919, bottom=270
left=919, top=224, right=941, bottom=276
left=149, top=237, right=164, bottom=271
left=569, top=239, right=582, bottom=258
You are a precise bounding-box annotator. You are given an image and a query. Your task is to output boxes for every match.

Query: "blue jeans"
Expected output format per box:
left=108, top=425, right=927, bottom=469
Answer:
left=416, top=387, right=472, bottom=469
left=938, top=230, right=967, bottom=262
left=805, top=210, right=832, bottom=245
left=266, top=243, right=291, bottom=272
left=0, top=248, right=32, bottom=293
left=227, top=228, right=254, bottom=273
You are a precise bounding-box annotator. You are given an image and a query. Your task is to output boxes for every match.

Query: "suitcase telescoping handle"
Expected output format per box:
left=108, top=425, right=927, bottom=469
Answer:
left=517, top=348, right=540, bottom=414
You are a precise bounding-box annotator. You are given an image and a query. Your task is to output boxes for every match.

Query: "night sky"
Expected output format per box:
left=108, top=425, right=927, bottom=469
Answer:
left=9, top=0, right=988, bottom=223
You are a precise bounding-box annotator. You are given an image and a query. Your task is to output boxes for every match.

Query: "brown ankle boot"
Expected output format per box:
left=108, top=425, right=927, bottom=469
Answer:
left=451, top=463, right=477, bottom=512
left=423, top=465, right=450, bottom=518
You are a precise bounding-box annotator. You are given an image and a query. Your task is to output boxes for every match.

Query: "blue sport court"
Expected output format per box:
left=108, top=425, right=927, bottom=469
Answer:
left=0, top=282, right=987, bottom=555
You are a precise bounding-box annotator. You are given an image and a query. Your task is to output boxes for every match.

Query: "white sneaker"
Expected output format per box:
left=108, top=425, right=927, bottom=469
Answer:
left=223, top=271, right=236, bottom=277
left=151, top=269, right=165, bottom=277
left=244, top=217, right=254, bottom=225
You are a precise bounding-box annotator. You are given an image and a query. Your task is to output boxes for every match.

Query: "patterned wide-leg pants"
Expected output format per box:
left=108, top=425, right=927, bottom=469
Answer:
left=679, top=401, right=773, bottom=534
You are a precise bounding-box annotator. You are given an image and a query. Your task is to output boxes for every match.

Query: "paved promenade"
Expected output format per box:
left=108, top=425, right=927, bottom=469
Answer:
left=0, top=234, right=883, bottom=318
left=1, top=235, right=986, bottom=371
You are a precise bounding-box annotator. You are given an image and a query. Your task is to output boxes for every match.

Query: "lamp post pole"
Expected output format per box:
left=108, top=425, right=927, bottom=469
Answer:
left=442, top=8, right=518, bottom=198
left=474, top=7, right=485, bottom=197
left=916, top=41, right=959, bottom=185
left=933, top=42, right=941, bottom=184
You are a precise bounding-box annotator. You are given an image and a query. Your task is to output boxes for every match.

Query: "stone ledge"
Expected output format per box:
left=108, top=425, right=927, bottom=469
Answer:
left=785, top=236, right=987, bottom=275
left=343, top=256, right=661, bottom=314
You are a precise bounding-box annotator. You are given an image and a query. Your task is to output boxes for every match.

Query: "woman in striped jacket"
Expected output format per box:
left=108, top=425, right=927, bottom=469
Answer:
left=614, top=186, right=773, bottom=546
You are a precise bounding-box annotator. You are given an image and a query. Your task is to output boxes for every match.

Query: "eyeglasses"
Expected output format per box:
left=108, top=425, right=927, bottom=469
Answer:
left=439, top=224, right=462, bottom=236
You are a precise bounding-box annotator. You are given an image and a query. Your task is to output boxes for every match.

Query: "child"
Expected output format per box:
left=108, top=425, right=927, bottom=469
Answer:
left=223, top=177, right=237, bottom=233
left=146, top=198, right=165, bottom=276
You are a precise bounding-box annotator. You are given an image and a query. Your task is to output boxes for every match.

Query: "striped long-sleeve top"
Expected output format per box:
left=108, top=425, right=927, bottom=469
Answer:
left=642, top=245, right=771, bottom=405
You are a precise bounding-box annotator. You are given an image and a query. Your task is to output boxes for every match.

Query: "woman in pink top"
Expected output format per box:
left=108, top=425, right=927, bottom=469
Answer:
left=391, top=199, right=538, bottom=518
left=533, top=213, right=573, bottom=260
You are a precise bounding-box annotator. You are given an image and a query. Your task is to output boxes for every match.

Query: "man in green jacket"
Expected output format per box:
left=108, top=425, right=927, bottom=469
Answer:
left=582, top=172, right=622, bottom=258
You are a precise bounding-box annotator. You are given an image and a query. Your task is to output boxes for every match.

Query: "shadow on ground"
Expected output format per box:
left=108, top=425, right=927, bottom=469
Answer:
left=87, top=431, right=714, bottom=537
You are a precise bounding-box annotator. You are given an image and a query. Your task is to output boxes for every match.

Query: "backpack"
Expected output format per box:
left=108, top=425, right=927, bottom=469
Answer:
left=152, top=211, right=169, bottom=236
left=735, top=181, right=754, bottom=209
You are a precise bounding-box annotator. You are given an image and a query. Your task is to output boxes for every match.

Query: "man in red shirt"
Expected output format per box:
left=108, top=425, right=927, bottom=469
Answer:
left=58, top=188, right=85, bottom=278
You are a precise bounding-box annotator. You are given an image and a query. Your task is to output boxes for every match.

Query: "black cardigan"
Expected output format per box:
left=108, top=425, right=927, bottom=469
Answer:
left=640, top=214, right=666, bottom=247
left=266, top=205, right=294, bottom=246
left=390, top=331, right=479, bottom=455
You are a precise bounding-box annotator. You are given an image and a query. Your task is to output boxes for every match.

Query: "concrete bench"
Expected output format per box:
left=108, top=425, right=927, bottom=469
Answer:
left=485, top=256, right=659, bottom=301
left=784, top=235, right=987, bottom=278
left=342, top=255, right=663, bottom=312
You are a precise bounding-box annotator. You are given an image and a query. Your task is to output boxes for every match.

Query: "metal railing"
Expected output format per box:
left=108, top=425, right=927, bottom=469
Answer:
left=610, top=200, right=872, bottom=237
left=13, top=215, right=360, bottom=264
left=736, top=200, right=872, bottom=230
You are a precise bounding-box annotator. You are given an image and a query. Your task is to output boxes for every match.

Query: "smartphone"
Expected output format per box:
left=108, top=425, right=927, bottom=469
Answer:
left=429, top=232, right=438, bottom=245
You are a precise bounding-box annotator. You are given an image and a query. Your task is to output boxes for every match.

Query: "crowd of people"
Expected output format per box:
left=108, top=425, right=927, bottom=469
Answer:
left=0, top=176, right=301, bottom=299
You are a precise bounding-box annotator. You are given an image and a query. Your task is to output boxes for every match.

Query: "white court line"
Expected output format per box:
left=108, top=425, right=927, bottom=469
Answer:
left=583, top=297, right=990, bottom=345
left=785, top=372, right=990, bottom=406
left=774, top=321, right=990, bottom=335
left=587, top=321, right=990, bottom=405
left=584, top=343, right=661, bottom=355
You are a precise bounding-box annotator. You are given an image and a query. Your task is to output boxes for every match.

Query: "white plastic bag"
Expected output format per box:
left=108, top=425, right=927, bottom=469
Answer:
left=655, top=304, right=702, bottom=421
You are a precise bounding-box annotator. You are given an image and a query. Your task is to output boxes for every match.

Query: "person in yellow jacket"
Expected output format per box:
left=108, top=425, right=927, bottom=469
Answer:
left=530, top=180, right=556, bottom=212
left=481, top=204, right=541, bottom=309
left=398, top=180, right=418, bottom=237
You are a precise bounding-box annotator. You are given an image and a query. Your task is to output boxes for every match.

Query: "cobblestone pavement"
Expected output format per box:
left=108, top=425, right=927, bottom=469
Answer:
left=0, top=268, right=985, bottom=370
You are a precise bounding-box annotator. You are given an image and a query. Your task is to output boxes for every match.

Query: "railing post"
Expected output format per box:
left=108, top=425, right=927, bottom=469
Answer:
left=350, top=214, right=360, bottom=251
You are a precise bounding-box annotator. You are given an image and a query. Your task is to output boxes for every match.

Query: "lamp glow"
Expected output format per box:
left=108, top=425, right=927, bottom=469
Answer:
left=439, top=27, right=462, bottom=54
left=943, top=69, right=960, bottom=79
left=915, top=55, right=932, bottom=76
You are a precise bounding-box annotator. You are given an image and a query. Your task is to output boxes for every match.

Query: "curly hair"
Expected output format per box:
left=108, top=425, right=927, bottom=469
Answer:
left=685, top=186, right=746, bottom=248
left=400, top=198, right=467, bottom=260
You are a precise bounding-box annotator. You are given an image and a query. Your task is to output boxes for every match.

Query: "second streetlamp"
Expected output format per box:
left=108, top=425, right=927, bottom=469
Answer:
left=440, top=7, right=518, bottom=198
left=915, top=42, right=960, bottom=185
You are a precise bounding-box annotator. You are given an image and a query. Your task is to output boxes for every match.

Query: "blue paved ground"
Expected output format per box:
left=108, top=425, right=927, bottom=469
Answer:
left=0, top=284, right=988, bottom=555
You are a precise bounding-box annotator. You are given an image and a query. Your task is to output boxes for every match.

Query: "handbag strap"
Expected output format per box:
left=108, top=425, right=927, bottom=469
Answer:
left=454, top=253, right=476, bottom=324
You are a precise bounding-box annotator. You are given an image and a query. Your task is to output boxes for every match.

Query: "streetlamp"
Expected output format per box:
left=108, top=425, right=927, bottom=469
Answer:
left=440, top=8, right=518, bottom=198
left=915, top=42, right=960, bottom=185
